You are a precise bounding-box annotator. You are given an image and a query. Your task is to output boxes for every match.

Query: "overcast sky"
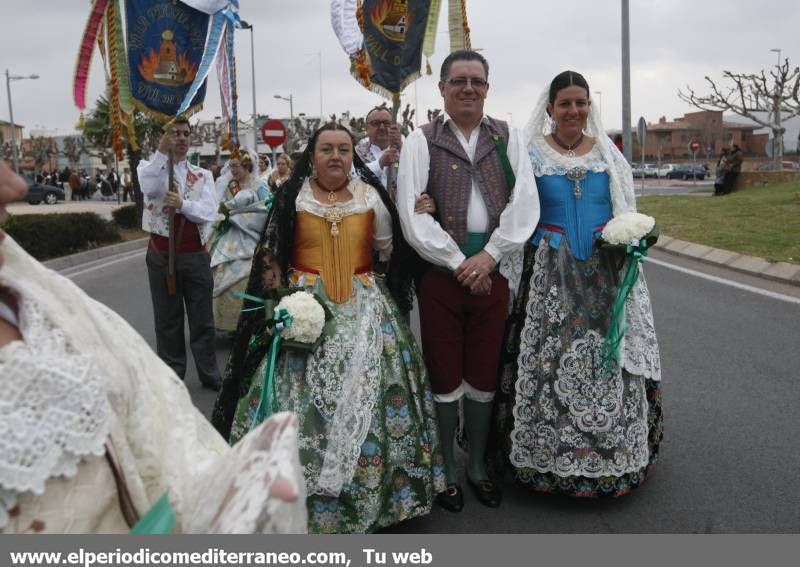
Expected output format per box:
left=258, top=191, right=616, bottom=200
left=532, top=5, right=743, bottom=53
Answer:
left=2, top=0, right=799, bottom=149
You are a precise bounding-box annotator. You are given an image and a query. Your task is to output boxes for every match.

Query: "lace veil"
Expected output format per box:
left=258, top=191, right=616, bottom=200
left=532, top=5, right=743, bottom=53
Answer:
left=522, top=88, right=637, bottom=217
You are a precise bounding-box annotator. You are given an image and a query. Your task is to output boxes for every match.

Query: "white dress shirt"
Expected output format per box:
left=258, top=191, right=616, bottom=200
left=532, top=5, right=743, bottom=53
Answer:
left=138, top=150, right=218, bottom=242
left=396, top=113, right=539, bottom=271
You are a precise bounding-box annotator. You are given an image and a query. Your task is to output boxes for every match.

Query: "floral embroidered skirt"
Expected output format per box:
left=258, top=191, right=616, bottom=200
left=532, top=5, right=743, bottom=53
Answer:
left=230, top=276, right=446, bottom=532
left=493, top=236, right=663, bottom=497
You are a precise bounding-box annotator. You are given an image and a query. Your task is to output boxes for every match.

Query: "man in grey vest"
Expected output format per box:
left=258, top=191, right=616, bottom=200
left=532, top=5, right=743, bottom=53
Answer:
left=396, top=50, right=539, bottom=511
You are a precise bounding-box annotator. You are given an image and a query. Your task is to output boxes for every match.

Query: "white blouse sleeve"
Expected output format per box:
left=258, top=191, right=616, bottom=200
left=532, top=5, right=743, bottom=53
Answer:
left=370, top=187, right=393, bottom=261
left=395, top=129, right=466, bottom=271
left=483, top=127, right=540, bottom=262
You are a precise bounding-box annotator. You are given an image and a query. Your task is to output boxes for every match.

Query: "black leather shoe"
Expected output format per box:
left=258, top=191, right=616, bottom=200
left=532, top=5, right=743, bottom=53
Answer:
left=466, top=476, right=502, bottom=508
left=435, top=484, right=464, bottom=512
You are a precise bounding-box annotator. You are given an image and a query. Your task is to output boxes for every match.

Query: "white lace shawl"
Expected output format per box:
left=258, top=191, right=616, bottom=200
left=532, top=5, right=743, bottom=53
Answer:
left=0, top=237, right=307, bottom=533
left=522, top=88, right=661, bottom=381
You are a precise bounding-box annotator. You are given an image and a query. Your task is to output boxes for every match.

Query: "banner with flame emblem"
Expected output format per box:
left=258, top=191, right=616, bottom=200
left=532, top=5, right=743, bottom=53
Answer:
left=359, top=0, right=431, bottom=97
left=126, top=0, right=210, bottom=120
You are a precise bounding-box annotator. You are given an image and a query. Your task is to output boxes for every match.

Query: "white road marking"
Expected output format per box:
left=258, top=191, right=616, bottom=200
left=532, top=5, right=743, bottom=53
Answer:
left=61, top=249, right=146, bottom=279
left=646, top=256, right=800, bottom=305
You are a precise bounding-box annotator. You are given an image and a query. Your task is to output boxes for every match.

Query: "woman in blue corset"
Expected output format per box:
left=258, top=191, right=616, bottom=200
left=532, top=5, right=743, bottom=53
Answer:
left=493, top=71, right=663, bottom=497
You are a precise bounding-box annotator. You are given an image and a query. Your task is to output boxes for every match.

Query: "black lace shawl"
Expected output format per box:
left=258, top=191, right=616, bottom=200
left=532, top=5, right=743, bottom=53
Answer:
left=210, top=152, right=422, bottom=439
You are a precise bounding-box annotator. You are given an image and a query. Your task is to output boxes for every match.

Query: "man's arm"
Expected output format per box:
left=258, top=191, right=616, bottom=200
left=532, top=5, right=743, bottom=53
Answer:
left=178, top=170, right=218, bottom=224
left=137, top=150, right=170, bottom=198
left=396, top=130, right=465, bottom=271
left=483, top=127, right=540, bottom=262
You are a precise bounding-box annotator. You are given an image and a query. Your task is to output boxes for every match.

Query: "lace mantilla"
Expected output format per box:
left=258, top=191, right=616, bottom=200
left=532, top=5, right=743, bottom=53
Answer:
left=0, top=292, right=111, bottom=528
left=528, top=137, right=609, bottom=177
left=522, top=88, right=637, bottom=217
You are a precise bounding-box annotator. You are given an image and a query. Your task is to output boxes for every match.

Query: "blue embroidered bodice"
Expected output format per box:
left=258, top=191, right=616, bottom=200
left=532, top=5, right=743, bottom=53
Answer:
left=532, top=171, right=612, bottom=261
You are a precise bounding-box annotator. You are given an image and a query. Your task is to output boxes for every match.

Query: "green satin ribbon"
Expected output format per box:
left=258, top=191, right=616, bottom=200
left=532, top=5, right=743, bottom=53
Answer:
left=601, top=238, right=651, bottom=372
left=130, top=492, right=175, bottom=534
left=232, top=291, right=294, bottom=430
left=491, top=133, right=516, bottom=189
left=249, top=307, right=292, bottom=432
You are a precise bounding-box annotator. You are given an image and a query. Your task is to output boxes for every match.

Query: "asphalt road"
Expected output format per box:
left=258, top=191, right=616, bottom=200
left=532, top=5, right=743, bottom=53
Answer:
left=62, top=247, right=800, bottom=533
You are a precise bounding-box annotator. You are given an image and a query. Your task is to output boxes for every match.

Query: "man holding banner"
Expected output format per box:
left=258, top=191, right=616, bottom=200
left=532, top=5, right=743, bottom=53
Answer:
left=139, top=119, right=221, bottom=390
left=397, top=50, right=539, bottom=511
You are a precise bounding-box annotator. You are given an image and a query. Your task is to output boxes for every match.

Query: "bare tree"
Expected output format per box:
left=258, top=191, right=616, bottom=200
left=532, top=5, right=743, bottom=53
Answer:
left=679, top=58, right=800, bottom=168
left=22, top=136, right=59, bottom=173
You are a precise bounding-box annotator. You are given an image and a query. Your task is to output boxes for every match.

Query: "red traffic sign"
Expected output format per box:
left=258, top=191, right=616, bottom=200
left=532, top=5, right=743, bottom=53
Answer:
left=689, top=139, right=702, bottom=151
left=260, top=119, right=287, bottom=148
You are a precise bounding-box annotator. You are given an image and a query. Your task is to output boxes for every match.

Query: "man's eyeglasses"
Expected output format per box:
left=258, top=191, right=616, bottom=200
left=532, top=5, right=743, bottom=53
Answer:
left=368, top=120, right=393, bottom=128
left=446, top=77, right=488, bottom=90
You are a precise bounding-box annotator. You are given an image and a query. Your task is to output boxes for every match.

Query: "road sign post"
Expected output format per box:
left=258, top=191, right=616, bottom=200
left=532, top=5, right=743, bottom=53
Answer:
left=637, top=117, right=647, bottom=195
left=260, top=119, right=288, bottom=168
left=689, top=139, right=701, bottom=186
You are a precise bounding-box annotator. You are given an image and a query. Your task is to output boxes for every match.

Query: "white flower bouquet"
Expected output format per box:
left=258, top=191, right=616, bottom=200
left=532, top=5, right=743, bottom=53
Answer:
left=600, top=212, right=657, bottom=247
left=275, top=291, right=326, bottom=345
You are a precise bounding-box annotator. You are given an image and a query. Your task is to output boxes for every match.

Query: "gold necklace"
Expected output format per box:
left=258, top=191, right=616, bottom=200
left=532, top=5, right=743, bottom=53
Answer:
left=314, top=178, right=349, bottom=237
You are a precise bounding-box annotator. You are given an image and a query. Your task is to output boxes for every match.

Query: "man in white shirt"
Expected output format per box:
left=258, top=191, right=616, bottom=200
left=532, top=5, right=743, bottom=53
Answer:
left=396, top=50, right=539, bottom=511
left=137, top=118, right=221, bottom=391
left=356, top=106, right=403, bottom=196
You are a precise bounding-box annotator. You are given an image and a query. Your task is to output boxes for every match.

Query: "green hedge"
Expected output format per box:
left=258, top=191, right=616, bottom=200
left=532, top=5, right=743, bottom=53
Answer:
left=2, top=212, right=121, bottom=261
left=111, top=204, right=140, bottom=229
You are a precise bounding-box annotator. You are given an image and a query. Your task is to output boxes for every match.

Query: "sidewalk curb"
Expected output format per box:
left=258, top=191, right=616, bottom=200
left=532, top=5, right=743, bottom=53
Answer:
left=44, top=238, right=149, bottom=271
left=653, top=236, right=800, bottom=287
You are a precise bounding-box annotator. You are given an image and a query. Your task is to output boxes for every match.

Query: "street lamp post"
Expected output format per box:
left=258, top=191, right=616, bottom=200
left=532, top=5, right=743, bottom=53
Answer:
left=274, top=94, right=294, bottom=122
left=5, top=69, right=39, bottom=172
left=239, top=21, right=258, bottom=151
left=621, top=0, right=632, bottom=163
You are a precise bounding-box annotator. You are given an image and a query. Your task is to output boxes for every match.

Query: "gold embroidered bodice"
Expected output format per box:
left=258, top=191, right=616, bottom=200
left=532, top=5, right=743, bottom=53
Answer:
left=291, top=210, right=375, bottom=303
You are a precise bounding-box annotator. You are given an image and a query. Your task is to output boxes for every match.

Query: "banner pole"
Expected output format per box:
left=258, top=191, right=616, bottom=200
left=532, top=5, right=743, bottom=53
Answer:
left=385, top=93, right=401, bottom=193
left=167, top=147, right=177, bottom=295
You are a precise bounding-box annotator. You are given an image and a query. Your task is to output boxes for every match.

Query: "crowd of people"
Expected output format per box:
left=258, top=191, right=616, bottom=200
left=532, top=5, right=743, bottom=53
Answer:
left=31, top=166, right=137, bottom=202
left=1, top=49, right=666, bottom=534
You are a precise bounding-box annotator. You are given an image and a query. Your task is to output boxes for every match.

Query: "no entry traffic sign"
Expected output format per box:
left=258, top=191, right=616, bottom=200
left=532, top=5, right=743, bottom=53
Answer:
left=260, top=119, right=287, bottom=148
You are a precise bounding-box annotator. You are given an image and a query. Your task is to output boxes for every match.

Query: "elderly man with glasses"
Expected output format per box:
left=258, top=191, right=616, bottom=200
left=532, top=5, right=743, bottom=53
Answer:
left=396, top=49, right=539, bottom=512
left=355, top=106, right=404, bottom=197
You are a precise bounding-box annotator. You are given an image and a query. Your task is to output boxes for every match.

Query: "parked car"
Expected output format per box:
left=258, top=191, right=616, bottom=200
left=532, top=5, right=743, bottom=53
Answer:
left=665, top=164, right=706, bottom=180
left=632, top=163, right=658, bottom=178
left=656, top=164, right=676, bottom=178
left=23, top=176, right=66, bottom=205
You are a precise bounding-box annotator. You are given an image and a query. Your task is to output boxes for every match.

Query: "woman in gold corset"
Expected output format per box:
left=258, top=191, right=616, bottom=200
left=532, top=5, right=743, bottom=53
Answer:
left=212, top=123, right=445, bottom=533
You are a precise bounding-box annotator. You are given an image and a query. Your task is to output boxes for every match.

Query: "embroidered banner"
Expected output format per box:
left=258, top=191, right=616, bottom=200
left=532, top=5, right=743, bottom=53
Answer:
left=359, top=0, right=431, bottom=98
left=125, top=0, right=210, bottom=121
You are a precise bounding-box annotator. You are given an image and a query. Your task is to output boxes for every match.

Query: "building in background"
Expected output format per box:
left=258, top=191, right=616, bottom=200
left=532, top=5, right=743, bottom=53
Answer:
left=639, top=110, right=768, bottom=163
